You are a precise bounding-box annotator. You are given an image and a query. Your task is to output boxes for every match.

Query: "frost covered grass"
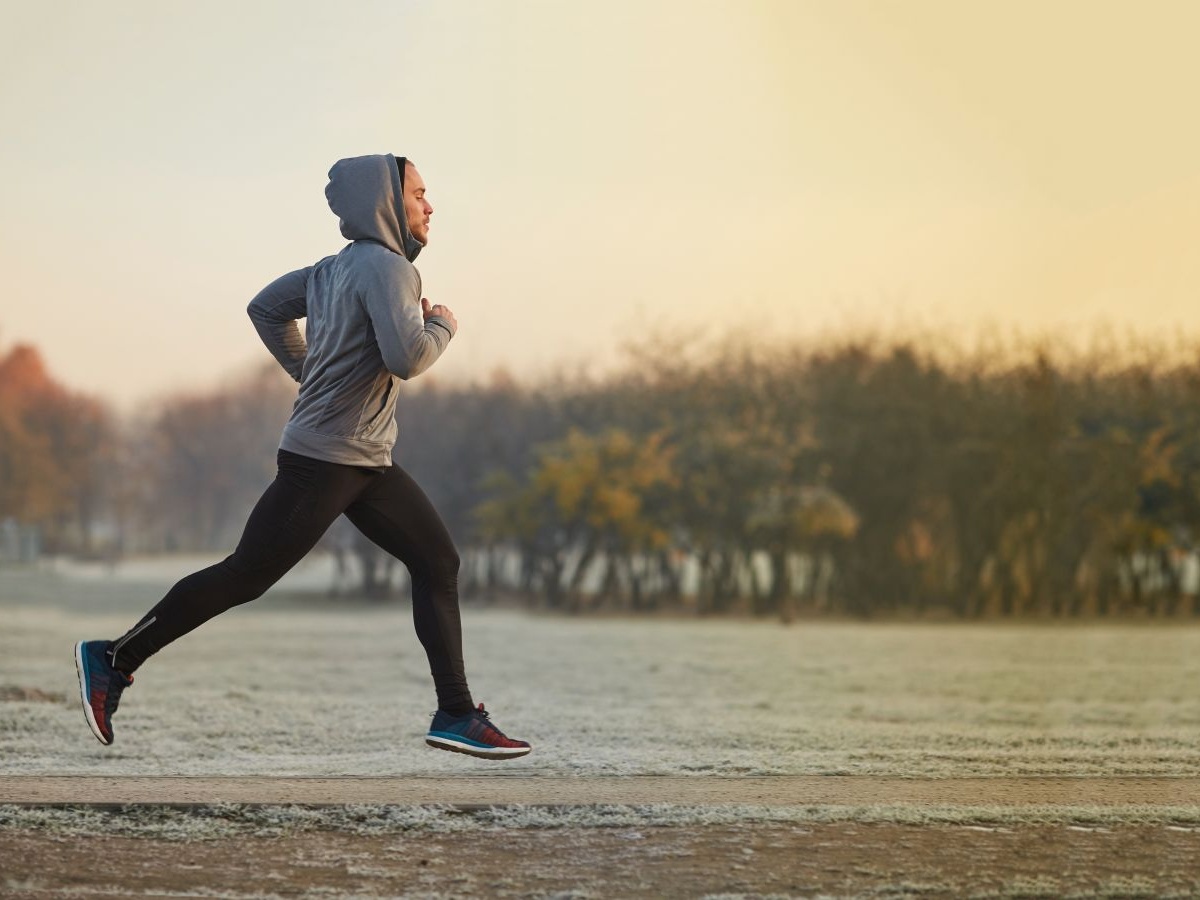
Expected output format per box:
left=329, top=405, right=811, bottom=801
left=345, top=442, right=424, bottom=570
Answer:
left=5, top=802, right=1200, bottom=840
left=1, top=566, right=1199, bottom=778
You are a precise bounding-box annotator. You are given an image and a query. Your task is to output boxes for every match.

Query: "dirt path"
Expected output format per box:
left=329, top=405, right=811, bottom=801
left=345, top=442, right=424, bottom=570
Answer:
left=5, top=778, right=1199, bottom=897
left=4, top=775, right=1199, bottom=807
left=4, top=824, right=1199, bottom=898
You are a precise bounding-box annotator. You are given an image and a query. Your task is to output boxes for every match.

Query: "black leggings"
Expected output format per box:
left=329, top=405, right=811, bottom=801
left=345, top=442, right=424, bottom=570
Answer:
left=109, top=450, right=473, bottom=714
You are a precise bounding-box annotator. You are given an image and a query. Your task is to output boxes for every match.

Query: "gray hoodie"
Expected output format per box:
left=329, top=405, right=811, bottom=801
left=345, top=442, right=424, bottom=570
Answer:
left=247, top=153, right=455, bottom=468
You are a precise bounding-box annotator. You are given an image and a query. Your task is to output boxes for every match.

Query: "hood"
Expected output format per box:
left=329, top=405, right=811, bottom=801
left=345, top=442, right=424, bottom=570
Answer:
left=325, top=153, right=423, bottom=262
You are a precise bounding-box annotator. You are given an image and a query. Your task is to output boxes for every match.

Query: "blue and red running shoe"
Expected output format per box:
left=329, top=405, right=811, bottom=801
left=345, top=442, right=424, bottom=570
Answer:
left=74, top=640, right=133, bottom=746
left=426, top=703, right=531, bottom=759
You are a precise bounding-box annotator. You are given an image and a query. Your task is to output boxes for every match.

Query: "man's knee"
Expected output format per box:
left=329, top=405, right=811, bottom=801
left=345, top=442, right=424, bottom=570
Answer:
left=434, top=544, right=460, bottom=579
left=413, top=543, right=458, bottom=584
left=219, top=554, right=291, bottom=602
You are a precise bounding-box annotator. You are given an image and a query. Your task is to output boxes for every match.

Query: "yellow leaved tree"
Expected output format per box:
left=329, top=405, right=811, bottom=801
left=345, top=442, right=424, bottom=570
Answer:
left=476, top=427, right=677, bottom=610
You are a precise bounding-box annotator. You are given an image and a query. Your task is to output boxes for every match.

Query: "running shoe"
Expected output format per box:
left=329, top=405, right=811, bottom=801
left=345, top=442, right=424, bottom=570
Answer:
left=426, top=703, right=531, bottom=759
left=74, top=640, right=133, bottom=746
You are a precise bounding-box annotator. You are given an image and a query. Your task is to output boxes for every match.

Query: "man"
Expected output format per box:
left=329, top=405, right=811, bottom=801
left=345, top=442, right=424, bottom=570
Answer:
left=74, top=153, right=531, bottom=760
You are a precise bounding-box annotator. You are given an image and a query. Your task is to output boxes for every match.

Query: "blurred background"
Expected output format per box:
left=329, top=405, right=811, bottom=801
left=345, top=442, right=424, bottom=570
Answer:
left=4, top=0, right=1200, bottom=620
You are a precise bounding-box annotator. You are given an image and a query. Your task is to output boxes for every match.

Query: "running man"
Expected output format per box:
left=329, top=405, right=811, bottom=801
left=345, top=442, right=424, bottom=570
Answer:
left=75, top=153, right=531, bottom=760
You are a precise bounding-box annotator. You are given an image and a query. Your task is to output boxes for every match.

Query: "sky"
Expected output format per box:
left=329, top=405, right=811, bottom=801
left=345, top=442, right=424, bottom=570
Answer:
left=2, top=0, right=1199, bottom=407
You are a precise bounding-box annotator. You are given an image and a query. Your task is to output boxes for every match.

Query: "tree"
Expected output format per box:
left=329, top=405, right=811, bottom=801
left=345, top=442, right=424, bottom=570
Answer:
left=476, top=427, right=677, bottom=610
left=0, top=343, right=115, bottom=553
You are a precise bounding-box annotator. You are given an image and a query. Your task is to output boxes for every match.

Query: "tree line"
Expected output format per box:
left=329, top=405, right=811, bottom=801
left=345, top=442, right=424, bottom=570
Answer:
left=5, top=333, right=1200, bottom=618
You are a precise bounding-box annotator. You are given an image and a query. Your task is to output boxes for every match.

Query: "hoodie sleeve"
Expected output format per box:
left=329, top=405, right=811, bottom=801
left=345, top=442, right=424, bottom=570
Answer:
left=362, top=256, right=454, bottom=380
left=246, top=267, right=312, bottom=383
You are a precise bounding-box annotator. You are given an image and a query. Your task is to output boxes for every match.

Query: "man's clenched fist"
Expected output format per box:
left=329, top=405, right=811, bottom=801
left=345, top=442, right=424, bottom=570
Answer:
left=421, top=297, right=457, bottom=334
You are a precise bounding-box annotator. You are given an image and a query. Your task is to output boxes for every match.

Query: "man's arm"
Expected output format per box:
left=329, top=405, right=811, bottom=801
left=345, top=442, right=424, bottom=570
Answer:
left=246, top=267, right=312, bottom=383
left=363, top=258, right=456, bottom=380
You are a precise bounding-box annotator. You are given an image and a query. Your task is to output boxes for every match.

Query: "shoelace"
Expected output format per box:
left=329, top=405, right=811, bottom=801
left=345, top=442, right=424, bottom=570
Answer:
left=430, top=702, right=491, bottom=721
left=473, top=705, right=518, bottom=741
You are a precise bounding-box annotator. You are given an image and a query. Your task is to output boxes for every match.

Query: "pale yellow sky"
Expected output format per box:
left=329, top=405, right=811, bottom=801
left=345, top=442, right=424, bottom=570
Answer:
left=1, top=0, right=1198, bottom=406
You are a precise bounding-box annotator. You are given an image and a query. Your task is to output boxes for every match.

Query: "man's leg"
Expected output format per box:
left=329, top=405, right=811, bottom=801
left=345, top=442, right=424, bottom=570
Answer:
left=345, top=464, right=530, bottom=759
left=107, top=451, right=377, bottom=674
left=343, top=464, right=473, bottom=714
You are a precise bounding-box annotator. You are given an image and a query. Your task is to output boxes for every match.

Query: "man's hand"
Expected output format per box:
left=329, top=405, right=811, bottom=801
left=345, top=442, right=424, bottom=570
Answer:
left=421, top=297, right=457, bottom=333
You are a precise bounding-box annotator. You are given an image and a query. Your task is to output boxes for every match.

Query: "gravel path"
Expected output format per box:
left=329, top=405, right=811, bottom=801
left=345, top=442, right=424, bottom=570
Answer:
left=4, top=823, right=1199, bottom=899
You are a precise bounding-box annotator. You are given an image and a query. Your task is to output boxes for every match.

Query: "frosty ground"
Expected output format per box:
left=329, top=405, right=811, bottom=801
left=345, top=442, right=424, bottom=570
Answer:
left=3, top=561, right=1199, bottom=779
left=2, top=563, right=1199, bottom=896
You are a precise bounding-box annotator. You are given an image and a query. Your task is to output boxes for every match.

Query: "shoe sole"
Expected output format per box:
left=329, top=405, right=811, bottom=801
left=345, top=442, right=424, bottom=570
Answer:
left=74, top=641, right=111, bottom=746
left=426, top=735, right=531, bottom=759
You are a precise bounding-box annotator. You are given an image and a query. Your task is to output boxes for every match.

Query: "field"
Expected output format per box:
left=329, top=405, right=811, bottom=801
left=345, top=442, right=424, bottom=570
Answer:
left=2, top=563, right=1200, bottom=897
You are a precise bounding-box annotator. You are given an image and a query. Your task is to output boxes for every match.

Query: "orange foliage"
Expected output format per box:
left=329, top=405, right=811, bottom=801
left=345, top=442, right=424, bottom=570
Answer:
left=0, top=343, right=60, bottom=404
left=0, top=342, right=113, bottom=538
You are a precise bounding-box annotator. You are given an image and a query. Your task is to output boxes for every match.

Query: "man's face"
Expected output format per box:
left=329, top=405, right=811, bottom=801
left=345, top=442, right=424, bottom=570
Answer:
left=403, top=164, right=433, bottom=245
